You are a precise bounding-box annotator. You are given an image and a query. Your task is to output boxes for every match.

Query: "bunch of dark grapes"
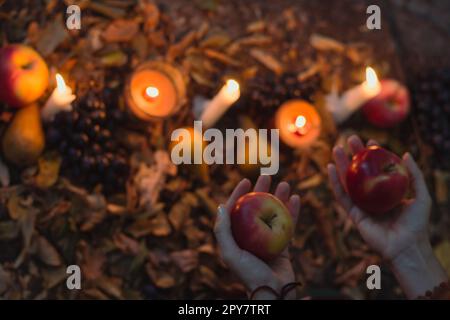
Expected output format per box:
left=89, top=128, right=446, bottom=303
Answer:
left=248, top=72, right=322, bottom=109
left=412, top=69, right=450, bottom=169
left=45, top=89, right=130, bottom=194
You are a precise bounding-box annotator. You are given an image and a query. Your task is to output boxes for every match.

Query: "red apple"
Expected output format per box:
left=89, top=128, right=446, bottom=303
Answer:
left=230, top=192, right=294, bottom=261
left=0, top=44, right=49, bottom=108
left=362, top=79, right=410, bottom=128
left=346, top=146, right=410, bottom=215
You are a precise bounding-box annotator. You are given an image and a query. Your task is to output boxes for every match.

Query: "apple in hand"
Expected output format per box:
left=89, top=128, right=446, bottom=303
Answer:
left=0, top=44, right=49, bottom=108
left=362, top=79, right=410, bottom=128
left=230, top=192, right=294, bottom=262
left=346, top=146, right=410, bottom=215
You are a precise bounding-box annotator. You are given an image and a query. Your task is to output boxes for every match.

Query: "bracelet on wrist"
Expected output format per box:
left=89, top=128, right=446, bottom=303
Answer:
left=417, top=280, right=450, bottom=300
left=249, top=282, right=302, bottom=300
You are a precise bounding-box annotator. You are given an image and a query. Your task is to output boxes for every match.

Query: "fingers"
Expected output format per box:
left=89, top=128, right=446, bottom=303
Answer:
left=274, top=181, right=290, bottom=203
left=402, top=153, right=431, bottom=203
left=347, top=135, right=365, bottom=155
left=332, top=146, right=349, bottom=188
left=287, top=194, right=301, bottom=226
left=253, top=175, right=271, bottom=193
left=225, top=178, right=252, bottom=212
left=214, top=205, right=242, bottom=264
left=327, top=163, right=352, bottom=212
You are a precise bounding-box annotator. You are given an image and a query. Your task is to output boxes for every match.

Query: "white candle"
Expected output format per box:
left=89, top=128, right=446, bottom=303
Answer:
left=41, top=73, right=76, bottom=122
left=326, top=67, right=381, bottom=124
left=200, top=79, right=240, bottom=128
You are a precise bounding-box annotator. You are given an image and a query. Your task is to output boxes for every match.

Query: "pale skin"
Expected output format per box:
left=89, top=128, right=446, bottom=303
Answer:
left=215, top=134, right=448, bottom=299
left=214, top=175, right=300, bottom=300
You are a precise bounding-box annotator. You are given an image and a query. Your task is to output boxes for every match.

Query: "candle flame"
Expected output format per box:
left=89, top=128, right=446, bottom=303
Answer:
left=55, top=73, right=67, bottom=94
left=365, top=67, right=379, bottom=90
left=145, top=86, right=160, bottom=98
left=225, top=79, right=240, bottom=95
left=295, top=115, right=306, bottom=128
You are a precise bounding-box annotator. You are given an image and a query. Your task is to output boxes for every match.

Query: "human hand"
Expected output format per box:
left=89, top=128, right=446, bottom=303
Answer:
left=328, top=135, right=448, bottom=298
left=214, top=175, right=300, bottom=300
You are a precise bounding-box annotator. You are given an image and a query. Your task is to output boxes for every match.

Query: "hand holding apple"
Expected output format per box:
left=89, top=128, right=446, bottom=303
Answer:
left=328, top=135, right=432, bottom=261
left=0, top=44, right=49, bottom=108
left=214, top=175, right=300, bottom=300
left=328, top=135, right=448, bottom=299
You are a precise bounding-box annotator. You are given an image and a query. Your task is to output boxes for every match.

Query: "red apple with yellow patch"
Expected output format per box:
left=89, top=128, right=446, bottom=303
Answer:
left=231, top=192, right=294, bottom=262
left=0, top=44, right=49, bottom=108
left=346, top=146, right=410, bottom=215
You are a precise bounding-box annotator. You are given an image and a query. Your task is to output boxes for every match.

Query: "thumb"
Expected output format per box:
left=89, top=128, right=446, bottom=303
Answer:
left=214, top=205, right=241, bottom=265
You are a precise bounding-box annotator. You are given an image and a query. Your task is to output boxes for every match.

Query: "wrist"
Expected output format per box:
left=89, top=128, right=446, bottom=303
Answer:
left=388, top=234, right=433, bottom=266
left=388, top=238, right=448, bottom=299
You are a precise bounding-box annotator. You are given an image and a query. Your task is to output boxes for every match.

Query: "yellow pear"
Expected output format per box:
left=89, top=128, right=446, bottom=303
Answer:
left=2, top=103, right=45, bottom=166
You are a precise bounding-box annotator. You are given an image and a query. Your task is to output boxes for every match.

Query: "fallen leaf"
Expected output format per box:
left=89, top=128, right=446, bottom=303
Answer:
left=99, top=50, right=128, bottom=67
left=435, top=241, right=450, bottom=275
left=7, top=192, right=33, bottom=220
left=170, top=250, right=198, bottom=273
left=167, top=30, right=197, bottom=61
left=203, top=49, right=242, bottom=67
left=36, top=14, right=68, bottom=56
left=103, top=19, right=139, bottom=43
left=140, top=2, right=160, bottom=32
left=34, top=152, right=61, bottom=189
left=0, top=157, right=10, bottom=187
left=41, top=267, right=67, bottom=289
left=96, top=276, right=123, bottom=299
left=78, top=241, right=106, bottom=281
left=113, top=233, right=140, bottom=255
left=146, top=262, right=176, bottom=289
left=297, top=174, right=323, bottom=190
left=127, top=214, right=171, bottom=238
left=88, top=1, right=126, bottom=19
left=250, top=49, right=284, bottom=75
left=35, top=235, right=63, bottom=267
left=310, top=33, right=345, bottom=53
left=0, top=221, right=20, bottom=241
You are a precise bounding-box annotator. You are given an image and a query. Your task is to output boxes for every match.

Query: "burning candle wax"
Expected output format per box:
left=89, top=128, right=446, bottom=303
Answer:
left=125, top=61, right=186, bottom=121
left=41, top=73, right=76, bottom=122
left=326, top=67, right=382, bottom=124
left=200, top=79, right=240, bottom=128
left=275, top=100, right=321, bottom=149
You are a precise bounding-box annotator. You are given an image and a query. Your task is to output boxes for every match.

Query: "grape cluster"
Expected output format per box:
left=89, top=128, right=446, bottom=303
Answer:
left=413, top=69, right=450, bottom=168
left=45, top=90, right=130, bottom=193
left=248, top=72, right=321, bottom=109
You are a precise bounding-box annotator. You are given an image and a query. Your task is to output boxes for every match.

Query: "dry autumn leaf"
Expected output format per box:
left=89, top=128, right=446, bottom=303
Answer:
left=35, top=152, right=62, bottom=189
left=102, top=19, right=139, bottom=43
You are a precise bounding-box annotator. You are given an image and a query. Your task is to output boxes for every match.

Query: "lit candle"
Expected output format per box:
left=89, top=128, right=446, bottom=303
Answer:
left=41, top=73, right=76, bottom=122
left=124, top=61, right=186, bottom=121
left=275, top=99, right=321, bottom=149
left=199, top=79, right=240, bottom=128
left=326, top=67, right=382, bottom=124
